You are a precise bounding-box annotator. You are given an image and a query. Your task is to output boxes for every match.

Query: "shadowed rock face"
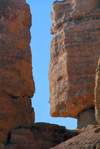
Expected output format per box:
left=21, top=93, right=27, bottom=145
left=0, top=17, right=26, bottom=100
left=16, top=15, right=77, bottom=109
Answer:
left=0, top=0, right=35, bottom=98
left=5, top=123, right=81, bottom=149
left=78, top=108, right=98, bottom=129
left=49, top=0, right=100, bottom=118
left=50, top=126, right=100, bottom=149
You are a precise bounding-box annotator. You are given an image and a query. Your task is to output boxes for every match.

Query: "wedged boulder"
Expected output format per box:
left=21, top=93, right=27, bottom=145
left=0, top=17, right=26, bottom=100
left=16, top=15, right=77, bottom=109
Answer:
left=78, top=108, right=98, bottom=129
left=49, top=0, right=100, bottom=118
left=0, top=90, right=35, bottom=144
left=0, top=0, right=35, bottom=98
left=5, top=123, right=81, bottom=149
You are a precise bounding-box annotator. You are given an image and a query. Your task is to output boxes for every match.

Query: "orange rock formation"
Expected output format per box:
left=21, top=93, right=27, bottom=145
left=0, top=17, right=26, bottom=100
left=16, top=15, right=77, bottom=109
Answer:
left=0, top=0, right=35, bottom=97
left=49, top=0, right=100, bottom=118
left=0, top=0, right=35, bottom=144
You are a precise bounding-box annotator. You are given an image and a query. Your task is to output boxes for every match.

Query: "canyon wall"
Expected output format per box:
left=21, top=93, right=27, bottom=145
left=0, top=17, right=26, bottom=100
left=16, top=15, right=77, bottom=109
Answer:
left=49, top=0, right=100, bottom=119
left=0, top=0, right=35, bottom=144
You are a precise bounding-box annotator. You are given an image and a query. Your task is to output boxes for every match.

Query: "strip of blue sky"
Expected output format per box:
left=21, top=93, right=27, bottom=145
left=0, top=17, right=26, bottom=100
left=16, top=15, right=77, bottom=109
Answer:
left=26, top=0, right=77, bottom=129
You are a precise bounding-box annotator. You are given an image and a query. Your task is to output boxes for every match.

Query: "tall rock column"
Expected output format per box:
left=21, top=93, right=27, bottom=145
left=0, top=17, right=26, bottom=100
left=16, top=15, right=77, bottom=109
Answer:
left=0, top=0, right=35, bottom=144
left=49, top=0, right=100, bottom=124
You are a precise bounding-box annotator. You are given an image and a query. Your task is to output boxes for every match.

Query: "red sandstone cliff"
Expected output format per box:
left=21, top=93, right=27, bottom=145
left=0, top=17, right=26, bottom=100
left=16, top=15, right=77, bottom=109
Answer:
left=49, top=0, right=100, bottom=119
left=0, top=0, right=35, bottom=144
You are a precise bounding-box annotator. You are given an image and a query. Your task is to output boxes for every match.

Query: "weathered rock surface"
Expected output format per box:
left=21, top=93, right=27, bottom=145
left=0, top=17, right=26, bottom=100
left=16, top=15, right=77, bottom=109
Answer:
left=51, top=125, right=100, bottom=149
left=0, top=0, right=35, bottom=98
left=95, top=59, right=100, bottom=123
left=0, top=90, right=35, bottom=144
left=5, top=123, right=81, bottom=149
left=49, top=0, right=100, bottom=118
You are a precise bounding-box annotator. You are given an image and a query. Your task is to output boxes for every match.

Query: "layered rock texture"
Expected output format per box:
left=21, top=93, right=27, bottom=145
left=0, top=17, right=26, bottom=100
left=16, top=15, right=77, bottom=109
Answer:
left=49, top=0, right=100, bottom=118
left=0, top=0, right=35, bottom=97
left=0, top=0, right=35, bottom=144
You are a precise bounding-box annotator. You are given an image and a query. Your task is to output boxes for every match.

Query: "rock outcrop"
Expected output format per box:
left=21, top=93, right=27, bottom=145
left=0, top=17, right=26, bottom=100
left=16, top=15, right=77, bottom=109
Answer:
left=95, top=59, right=100, bottom=123
left=0, top=0, right=35, bottom=144
left=49, top=0, right=100, bottom=118
left=5, top=123, right=81, bottom=149
left=50, top=126, right=100, bottom=149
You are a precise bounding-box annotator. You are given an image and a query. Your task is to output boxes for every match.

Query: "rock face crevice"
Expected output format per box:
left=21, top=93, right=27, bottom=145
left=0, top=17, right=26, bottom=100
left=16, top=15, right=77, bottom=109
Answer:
left=49, top=0, right=100, bottom=119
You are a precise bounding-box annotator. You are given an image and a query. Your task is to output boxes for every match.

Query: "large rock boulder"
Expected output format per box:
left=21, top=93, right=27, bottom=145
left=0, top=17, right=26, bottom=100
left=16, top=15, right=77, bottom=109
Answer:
left=0, top=0, right=35, bottom=98
left=49, top=0, right=100, bottom=118
left=0, top=90, right=35, bottom=144
left=5, top=123, right=81, bottom=149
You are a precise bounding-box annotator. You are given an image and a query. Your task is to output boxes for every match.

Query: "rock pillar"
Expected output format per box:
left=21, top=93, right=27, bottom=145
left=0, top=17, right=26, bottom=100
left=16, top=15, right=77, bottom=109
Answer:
left=0, top=0, right=35, bottom=144
left=49, top=0, right=100, bottom=119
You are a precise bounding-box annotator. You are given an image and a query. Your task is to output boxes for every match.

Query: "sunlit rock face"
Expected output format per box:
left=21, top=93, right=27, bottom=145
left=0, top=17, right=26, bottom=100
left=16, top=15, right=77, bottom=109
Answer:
left=0, top=0, right=35, bottom=98
left=95, top=59, right=100, bottom=123
left=49, top=0, right=100, bottom=118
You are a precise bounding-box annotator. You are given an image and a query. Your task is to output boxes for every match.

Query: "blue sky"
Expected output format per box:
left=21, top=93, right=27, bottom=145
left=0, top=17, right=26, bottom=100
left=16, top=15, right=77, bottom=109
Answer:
left=26, top=0, right=77, bottom=129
